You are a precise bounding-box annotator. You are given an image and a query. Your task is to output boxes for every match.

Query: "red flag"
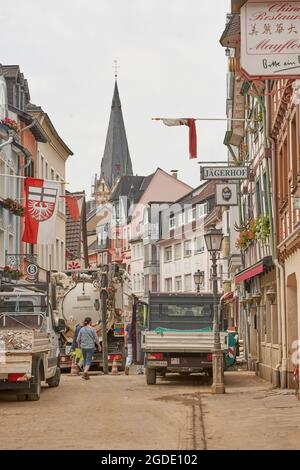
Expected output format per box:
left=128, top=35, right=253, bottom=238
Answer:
left=22, top=178, right=59, bottom=244
left=162, top=118, right=197, bottom=159
left=65, top=195, right=80, bottom=221
left=187, top=119, right=197, bottom=159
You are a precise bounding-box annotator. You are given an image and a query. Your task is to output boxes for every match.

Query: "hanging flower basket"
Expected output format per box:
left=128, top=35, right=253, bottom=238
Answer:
left=2, top=198, right=25, bottom=216
left=2, top=266, right=22, bottom=280
left=254, top=216, right=270, bottom=244
left=235, top=216, right=270, bottom=250
left=0, top=117, right=20, bottom=133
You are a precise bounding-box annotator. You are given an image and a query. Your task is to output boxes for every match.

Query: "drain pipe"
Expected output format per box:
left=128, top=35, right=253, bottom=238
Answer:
left=265, top=81, right=287, bottom=388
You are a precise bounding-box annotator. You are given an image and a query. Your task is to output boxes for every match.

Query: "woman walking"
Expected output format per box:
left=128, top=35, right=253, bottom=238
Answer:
left=77, top=317, right=100, bottom=380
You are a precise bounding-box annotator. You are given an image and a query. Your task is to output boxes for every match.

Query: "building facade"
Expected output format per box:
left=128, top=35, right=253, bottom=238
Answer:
left=158, top=181, right=225, bottom=296
left=27, top=104, right=73, bottom=275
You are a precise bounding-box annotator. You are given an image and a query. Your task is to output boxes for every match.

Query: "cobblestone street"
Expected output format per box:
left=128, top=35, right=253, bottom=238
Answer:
left=1, top=371, right=299, bottom=450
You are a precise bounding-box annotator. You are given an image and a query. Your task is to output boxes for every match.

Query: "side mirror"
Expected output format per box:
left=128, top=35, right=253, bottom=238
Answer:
left=56, top=318, right=66, bottom=333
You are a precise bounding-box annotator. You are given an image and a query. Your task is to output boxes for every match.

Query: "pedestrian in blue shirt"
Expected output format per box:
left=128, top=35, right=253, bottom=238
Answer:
left=77, top=317, right=100, bottom=380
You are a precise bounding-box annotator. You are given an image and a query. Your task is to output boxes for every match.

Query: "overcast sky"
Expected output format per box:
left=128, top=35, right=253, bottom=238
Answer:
left=1, top=0, right=230, bottom=196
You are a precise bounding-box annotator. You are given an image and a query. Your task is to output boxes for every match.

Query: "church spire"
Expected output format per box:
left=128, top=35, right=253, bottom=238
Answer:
left=100, top=79, right=133, bottom=189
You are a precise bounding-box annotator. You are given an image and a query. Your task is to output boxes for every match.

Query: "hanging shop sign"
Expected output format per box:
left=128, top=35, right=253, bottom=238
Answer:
left=240, top=1, right=300, bottom=79
left=26, top=263, right=39, bottom=282
left=200, top=165, right=249, bottom=180
left=216, top=183, right=238, bottom=206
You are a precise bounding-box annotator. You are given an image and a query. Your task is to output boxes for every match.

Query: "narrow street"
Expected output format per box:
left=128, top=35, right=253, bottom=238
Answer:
left=1, top=371, right=300, bottom=450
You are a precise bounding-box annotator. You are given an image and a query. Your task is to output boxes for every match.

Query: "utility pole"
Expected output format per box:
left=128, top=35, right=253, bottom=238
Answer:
left=100, top=265, right=109, bottom=374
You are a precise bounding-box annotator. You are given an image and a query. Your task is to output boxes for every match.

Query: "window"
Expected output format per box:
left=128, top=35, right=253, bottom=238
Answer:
left=164, top=246, right=172, bottom=262
left=195, top=236, right=204, bottom=253
left=291, top=113, right=299, bottom=182
left=263, top=172, right=269, bottom=215
left=169, top=214, right=175, bottom=229
left=175, top=276, right=182, bottom=292
left=151, top=245, right=157, bottom=264
left=51, top=168, right=55, bottom=181
left=196, top=202, right=208, bottom=219
left=184, top=274, right=192, bottom=292
left=55, top=174, right=62, bottom=213
left=174, top=243, right=181, bottom=259
left=25, top=160, right=34, bottom=178
left=184, top=240, right=192, bottom=257
left=176, top=212, right=183, bottom=227
left=137, top=274, right=140, bottom=291
left=165, top=278, right=172, bottom=291
left=133, top=274, right=136, bottom=291
left=256, top=179, right=262, bottom=216
left=61, top=241, right=64, bottom=270
left=45, top=161, right=48, bottom=180
left=184, top=208, right=193, bottom=224
left=151, top=274, right=157, bottom=292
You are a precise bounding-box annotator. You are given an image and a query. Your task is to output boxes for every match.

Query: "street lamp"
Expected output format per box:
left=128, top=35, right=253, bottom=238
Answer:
left=204, top=225, right=225, bottom=394
left=193, top=269, right=204, bottom=293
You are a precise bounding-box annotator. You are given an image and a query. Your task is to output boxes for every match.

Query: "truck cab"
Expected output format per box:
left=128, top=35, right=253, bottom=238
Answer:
left=142, top=293, right=228, bottom=385
left=0, top=285, right=63, bottom=400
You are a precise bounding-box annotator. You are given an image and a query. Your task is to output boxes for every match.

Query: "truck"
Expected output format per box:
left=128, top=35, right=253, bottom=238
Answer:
left=142, top=292, right=228, bottom=385
left=0, top=281, right=65, bottom=400
left=52, top=268, right=132, bottom=372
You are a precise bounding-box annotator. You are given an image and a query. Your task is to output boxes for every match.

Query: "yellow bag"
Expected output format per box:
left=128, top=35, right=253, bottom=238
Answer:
left=75, top=348, right=84, bottom=367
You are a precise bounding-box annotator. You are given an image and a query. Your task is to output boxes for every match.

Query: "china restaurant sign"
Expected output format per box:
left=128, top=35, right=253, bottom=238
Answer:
left=240, top=1, right=300, bottom=78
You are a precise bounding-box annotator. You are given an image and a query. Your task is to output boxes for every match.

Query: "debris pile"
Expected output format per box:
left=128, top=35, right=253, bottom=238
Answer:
left=0, top=331, right=32, bottom=350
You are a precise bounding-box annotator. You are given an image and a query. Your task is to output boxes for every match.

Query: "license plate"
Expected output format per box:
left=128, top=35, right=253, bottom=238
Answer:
left=171, top=358, right=180, bottom=365
left=148, top=361, right=167, bottom=367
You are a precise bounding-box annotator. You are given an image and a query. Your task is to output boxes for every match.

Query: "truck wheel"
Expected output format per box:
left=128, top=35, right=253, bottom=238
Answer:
left=46, top=367, right=61, bottom=388
left=146, top=368, right=156, bottom=385
left=27, top=360, right=42, bottom=401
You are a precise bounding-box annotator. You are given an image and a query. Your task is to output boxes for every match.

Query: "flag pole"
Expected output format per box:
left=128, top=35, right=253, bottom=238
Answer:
left=152, top=117, right=250, bottom=122
left=0, top=174, right=69, bottom=185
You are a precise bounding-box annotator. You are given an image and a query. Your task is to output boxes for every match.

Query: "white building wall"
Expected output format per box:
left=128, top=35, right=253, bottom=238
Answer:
left=130, top=240, right=144, bottom=298
left=159, top=221, right=224, bottom=294
left=0, top=99, right=20, bottom=268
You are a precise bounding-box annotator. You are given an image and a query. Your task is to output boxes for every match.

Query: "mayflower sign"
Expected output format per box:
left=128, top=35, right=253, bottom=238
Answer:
left=241, top=1, right=300, bottom=78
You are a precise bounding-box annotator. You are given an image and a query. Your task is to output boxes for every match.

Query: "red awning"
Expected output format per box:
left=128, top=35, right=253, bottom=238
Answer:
left=235, top=261, right=264, bottom=284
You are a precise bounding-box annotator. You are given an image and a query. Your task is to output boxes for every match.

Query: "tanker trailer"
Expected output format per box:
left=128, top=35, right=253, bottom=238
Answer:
left=56, top=273, right=128, bottom=371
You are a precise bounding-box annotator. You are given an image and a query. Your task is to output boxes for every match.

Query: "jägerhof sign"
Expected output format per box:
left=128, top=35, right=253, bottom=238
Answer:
left=200, top=166, right=249, bottom=180
left=241, top=1, right=300, bottom=78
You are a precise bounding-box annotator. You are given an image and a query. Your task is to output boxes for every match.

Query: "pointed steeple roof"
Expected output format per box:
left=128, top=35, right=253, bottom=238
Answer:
left=100, top=81, right=133, bottom=189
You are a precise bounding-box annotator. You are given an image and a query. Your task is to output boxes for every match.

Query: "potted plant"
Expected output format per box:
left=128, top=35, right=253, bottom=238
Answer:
left=2, top=198, right=25, bottom=216
left=2, top=266, right=22, bottom=280
left=0, top=117, right=19, bottom=133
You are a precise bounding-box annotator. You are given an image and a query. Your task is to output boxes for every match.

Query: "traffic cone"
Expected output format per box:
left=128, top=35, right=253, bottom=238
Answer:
left=111, top=357, right=118, bottom=375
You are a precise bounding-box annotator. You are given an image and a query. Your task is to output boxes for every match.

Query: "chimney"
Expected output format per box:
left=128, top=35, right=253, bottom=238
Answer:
left=171, top=170, right=178, bottom=179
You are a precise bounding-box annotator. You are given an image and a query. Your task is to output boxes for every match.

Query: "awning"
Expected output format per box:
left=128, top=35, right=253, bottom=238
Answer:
left=235, top=257, right=273, bottom=284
